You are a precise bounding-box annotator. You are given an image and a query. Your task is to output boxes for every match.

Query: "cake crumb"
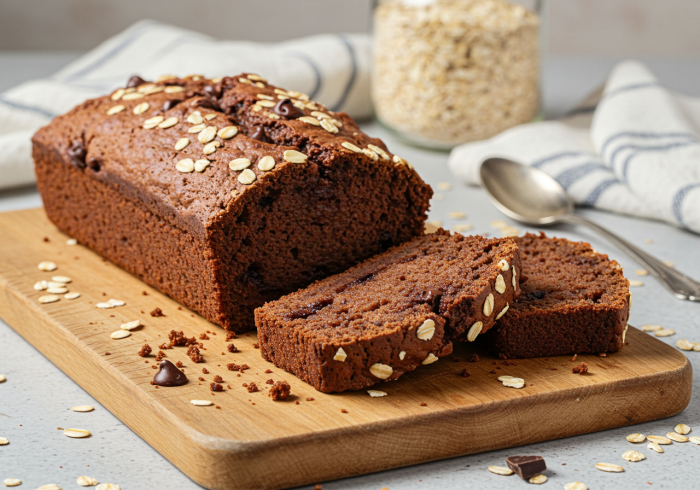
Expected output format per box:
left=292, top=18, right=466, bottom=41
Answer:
left=138, top=344, right=152, bottom=357
left=202, top=368, right=209, bottom=374
left=571, top=354, right=577, bottom=362
left=150, top=307, right=165, bottom=317
left=247, top=382, right=259, bottom=393
left=151, top=365, right=157, bottom=369
left=210, top=382, right=223, bottom=392
left=460, top=369, right=471, bottom=377
left=265, top=369, right=272, bottom=374
left=227, top=343, right=238, bottom=353
left=199, top=333, right=210, bottom=340
left=469, top=354, right=480, bottom=363
left=269, top=381, right=291, bottom=401
left=306, top=397, right=315, bottom=401
left=314, top=485, right=322, bottom=490
left=599, top=352, right=607, bottom=357
left=489, top=369, right=497, bottom=374
left=198, top=377, right=205, bottom=381
left=253, top=343, right=260, bottom=349
left=142, top=290, right=148, bottom=295
left=156, top=350, right=166, bottom=361
left=420, top=402, right=427, bottom=406
left=104, top=352, right=111, bottom=356
left=213, top=375, right=223, bottom=383
left=572, top=363, right=588, bottom=375
left=266, top=378, right=274, bottom=385
left=226, top=331, right=236, bottom=341
left=341, top=409, right=348, bottom=413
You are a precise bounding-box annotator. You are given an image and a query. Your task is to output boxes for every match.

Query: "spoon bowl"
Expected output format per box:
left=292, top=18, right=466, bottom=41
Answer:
left=480, top=157, right=573, bottom=225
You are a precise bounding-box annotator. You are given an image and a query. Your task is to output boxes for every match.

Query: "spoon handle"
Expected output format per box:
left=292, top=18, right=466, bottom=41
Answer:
left=561, top=214, right=700, bottom=301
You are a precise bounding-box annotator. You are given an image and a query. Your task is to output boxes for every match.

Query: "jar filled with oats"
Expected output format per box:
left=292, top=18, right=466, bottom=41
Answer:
left=373, top=0, right=542, bottom=149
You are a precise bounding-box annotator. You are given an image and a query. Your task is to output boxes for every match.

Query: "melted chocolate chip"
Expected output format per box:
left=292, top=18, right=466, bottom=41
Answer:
left=194, top=96, right=221, bottom=111
left=249, top=126, right=270, bottom=143
left=203, top=84, right=222, bottom=99
left=126, top=75, right=147, bottom=88
left=153, top=360, right=188, bottom=386
left=417, top=288, right=443, bottom=314
left=162, top=99, right=182, bottom=112
left=283, top=298, right=334, bottom=320
left=273, top=98, right=304, bottom=119
left=67, top=140, right=87, bottom=170
left=86, top=155, right=102, bottom=172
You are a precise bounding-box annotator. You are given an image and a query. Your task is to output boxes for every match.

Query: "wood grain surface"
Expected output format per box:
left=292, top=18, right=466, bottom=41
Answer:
left=0, top=208, right=692, bottom=490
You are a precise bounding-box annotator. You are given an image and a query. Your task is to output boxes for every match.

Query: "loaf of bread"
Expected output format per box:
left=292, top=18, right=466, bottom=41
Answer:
left=32, top=74, right=432, bottom=332
left=484, top=233, right=631, bottom=358
left=256, top=230, right=521, bottom=393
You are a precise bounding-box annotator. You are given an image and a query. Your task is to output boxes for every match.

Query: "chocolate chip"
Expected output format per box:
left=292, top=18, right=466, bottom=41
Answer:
left=86, top=155, right=102, bottom=172
left=506, top=455, right=547, bottom=480
left=195, top=97, right=221, bottom=111
left=273, top=98, right=304, bottom=119
left=126, top=75, right=147, bottom=88
left=249, top=126, right=270, bottom=143
left=153, top=360, right=188, bottom=387
left=203, top=84, right=222, bottom=99
left=162, top=99, right=182, bottom=112
left=67, top=140, right=87, bottom=169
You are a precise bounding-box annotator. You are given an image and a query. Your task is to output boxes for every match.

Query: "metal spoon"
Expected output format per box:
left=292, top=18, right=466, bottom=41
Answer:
left=480, top=157, right=700, bottom=301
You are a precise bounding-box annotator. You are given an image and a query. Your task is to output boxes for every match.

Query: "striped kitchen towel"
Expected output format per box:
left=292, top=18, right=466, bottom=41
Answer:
left=0, top=20, right=371, bottom=190
left=448, top=60, right=700, bottom=235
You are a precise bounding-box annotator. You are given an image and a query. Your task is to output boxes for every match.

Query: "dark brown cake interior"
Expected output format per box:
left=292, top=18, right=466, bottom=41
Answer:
left=261, top=230, right=519, bottom=343
left=484, top=232, right=630, bottom=358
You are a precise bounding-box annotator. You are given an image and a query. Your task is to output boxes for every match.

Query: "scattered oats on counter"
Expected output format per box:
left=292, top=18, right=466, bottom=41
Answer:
left=453, top=224, right=474, bottom=233
left=427, top=220, right=443, bottom=229
left=3, top=478, right=22, bottom=487
left=0, top=374, right=6, bottom=383
left=667, top=432, right=689, bottom=443
left=0, top=436, right=9, bottom=445
left=635, top=269, right=649, bottom=276
left=626, top=433, right=645, bottom=443
left=675, top=423, right=691, bottom=435
left=641, top=325, right=663, bottom=332
left=595, top=462, right=624, bottom=473
left=72, top=405, right=95, bottom=412
left=676, top=339, right=696, bottom=351
left=629, top=279, right=644, bottom=287
left=36, top=485, right=62, bottom=490
left=564, top=483, right=587, bottom=490
left=77, top=476, right=99, bottom=486
left=654, top=328, right=675, bottom=337
left=63, top=428, right=91, bottom=438
left=487, top=465, right=513, bottom=476
left=647, top=441, right=663, bottom=453
left=448, top=212, right=466, bottom=220
left=647, top=435, right=672, bottom=445
left=95, top=484, right=121, bottom=490
left=528, top=474, right=547, bottom=484
left=621, top=450, right=645, bottom=462
left=436, top=182, right=452, bottom=191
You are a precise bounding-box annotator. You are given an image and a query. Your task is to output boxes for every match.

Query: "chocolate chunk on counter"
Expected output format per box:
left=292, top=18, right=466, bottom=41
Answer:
left=153, top=360, right=188, bottom=386
left=506, top=455, right=546, bottom=480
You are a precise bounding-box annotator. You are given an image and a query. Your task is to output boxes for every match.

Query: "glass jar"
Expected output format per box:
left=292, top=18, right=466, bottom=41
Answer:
left=373, top=0, right=543, bottom=149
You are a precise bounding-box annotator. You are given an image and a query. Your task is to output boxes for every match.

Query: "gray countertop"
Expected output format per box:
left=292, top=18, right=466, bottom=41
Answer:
left=1, top=53, right=700, bottom=490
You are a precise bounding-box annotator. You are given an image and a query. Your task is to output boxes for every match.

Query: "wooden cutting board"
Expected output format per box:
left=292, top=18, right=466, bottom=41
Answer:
left=0, top=208, right=692, bottom=490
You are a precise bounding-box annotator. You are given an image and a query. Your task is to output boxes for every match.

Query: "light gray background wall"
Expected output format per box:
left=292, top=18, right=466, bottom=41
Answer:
left=1, top=0, right=699, bottom=56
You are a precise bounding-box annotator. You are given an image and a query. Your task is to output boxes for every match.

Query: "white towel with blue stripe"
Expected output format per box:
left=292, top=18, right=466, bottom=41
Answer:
left=448, top=61, right=700, bottom=235
left=0, top=20, right=371, bottom=190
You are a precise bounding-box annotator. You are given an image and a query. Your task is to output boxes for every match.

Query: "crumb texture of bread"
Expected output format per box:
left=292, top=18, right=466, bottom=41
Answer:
left=256, top=230, right=521, bottom=393
left=32, top=74, right=431, bottom=332
left=484, top=232, right=630, bottom=358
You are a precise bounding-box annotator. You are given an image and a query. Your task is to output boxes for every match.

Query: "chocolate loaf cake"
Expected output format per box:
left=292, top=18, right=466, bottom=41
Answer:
left=32, top=74, right=431, bottom=332
left=256, top=230, right=521, bottom=392
left=484, top=233, right=630, bottom=358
